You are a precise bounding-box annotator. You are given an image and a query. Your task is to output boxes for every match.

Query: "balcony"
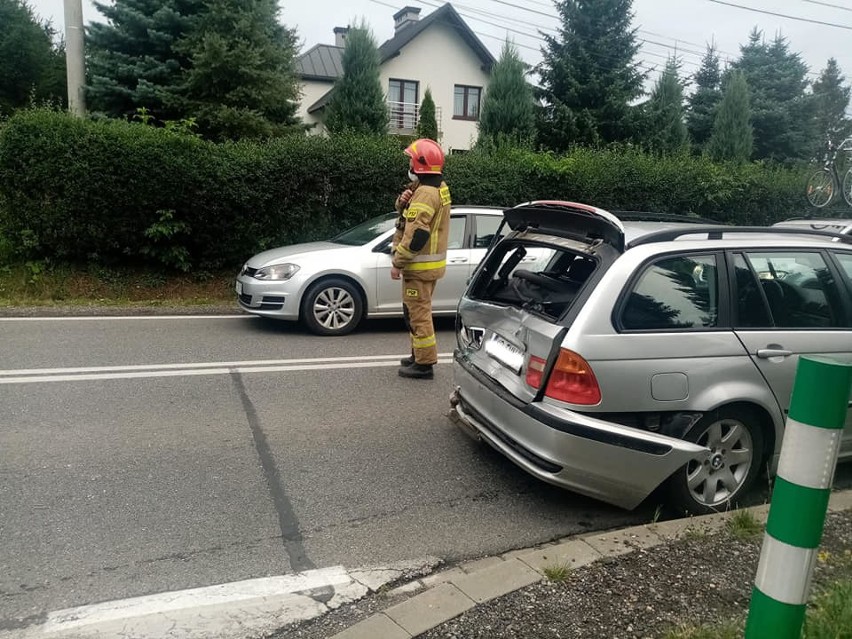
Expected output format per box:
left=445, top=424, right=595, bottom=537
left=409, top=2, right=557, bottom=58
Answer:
left=387, top=101, right=442, bottom=136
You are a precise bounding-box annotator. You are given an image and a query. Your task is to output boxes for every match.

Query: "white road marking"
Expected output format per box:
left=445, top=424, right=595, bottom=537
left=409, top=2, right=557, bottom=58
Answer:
left=9, top=558, right=439, bottom=639
left=43, top=567, right=351, bottom=631
left=0, top=356, right=454, bottom=385
left=0, top=353, right=455, bottom=377
left=0, top=314, right=250, bottom=321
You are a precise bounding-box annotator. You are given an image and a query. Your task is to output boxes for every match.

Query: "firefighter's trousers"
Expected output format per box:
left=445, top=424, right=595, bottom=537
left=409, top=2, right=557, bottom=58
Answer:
left=402, top=278, right=438, bottom=365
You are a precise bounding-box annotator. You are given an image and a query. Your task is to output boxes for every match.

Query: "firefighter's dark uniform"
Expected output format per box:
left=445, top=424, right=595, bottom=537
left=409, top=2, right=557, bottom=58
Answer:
left=392, top=182, right=452, bottom=365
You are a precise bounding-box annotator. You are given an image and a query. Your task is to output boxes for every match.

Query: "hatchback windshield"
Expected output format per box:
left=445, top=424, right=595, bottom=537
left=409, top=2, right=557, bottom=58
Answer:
left=331, top=212, right=397, bottom=246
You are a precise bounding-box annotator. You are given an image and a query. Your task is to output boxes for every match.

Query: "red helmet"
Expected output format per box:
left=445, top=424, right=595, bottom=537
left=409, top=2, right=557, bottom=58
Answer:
left=404, top=138, right=444, bottom=175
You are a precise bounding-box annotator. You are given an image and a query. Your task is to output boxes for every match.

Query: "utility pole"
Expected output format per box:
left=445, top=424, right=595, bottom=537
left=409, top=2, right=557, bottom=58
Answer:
left=63, top=0, right=86, bottom=117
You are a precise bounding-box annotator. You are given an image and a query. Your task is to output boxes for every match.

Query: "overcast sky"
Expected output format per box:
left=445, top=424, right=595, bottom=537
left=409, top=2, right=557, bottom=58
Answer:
left=28, top=0, right=852, bottom=89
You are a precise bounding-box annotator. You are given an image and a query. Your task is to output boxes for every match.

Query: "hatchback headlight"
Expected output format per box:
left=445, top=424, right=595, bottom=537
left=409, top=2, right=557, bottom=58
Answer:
left=254, top=263, right=300, bottom=280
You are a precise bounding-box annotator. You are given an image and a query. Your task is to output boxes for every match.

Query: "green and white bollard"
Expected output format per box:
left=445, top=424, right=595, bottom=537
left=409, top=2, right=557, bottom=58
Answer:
left=745, top=356, right=852, bottom=639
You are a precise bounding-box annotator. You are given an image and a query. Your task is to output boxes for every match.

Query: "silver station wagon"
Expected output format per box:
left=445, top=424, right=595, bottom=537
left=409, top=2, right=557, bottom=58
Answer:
left=450, top=202, right=852, bottom=514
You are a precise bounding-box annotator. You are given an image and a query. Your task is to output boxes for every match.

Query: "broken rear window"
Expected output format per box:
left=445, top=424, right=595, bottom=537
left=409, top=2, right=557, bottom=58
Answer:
left=468, top=239, right=598, bottom=320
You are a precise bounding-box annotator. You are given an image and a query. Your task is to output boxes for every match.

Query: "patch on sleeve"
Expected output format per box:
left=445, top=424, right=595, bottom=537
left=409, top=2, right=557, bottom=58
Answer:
left=409, top=228, right=430, bottom=251
left=439, top=186, right=452, bottom=206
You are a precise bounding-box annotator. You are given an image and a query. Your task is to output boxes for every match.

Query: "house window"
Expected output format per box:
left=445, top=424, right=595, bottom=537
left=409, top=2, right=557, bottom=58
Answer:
left=388, top=79, right=419, bottom=130
left=454, top=85, right=481, bottom=120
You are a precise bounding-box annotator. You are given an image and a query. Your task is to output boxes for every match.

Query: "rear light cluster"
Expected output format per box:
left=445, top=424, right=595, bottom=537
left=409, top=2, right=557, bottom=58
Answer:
left=526, top=349, right=601, bottom=405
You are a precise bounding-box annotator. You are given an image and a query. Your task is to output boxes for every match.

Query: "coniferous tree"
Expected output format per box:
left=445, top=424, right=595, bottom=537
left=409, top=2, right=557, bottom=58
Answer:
left=687, top=44, right=723, bottom=151
left=177, top=0, right=301, bottom=140
left=325, top=24, right=388, bottom=136
left=645, top=57, right=688, bottom=154
left=537, top=0, right=645, bottom=151
left=416, top=88, right=439, bottom=141
left=731, top=29, right=812, bottom=162
left=87, top=0, right=203, bottom=120
left=0, top=0, right=66, bottom=115
left=478, top=40, right=535, bottom=148
left=811, top=58, right=852, bottom=147
left=707, top=70, right=753, bottom=163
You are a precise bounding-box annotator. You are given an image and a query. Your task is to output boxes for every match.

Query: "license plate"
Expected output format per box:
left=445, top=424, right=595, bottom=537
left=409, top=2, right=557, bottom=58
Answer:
left=485, top=334, right=524, bottom=374
left=235, top=280, right=243, bottom=295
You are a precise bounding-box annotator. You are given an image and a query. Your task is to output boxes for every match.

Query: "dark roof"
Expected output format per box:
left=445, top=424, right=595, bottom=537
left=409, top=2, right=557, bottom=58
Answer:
left=301, top=3, right=495, bottom=112
left=296, top=44, right=344, bottom=81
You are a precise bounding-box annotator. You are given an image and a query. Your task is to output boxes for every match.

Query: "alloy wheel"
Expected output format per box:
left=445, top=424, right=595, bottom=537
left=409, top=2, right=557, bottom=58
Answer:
left=686, top=418, right=754, bottom=508
left=313, top=287, right=356, bottom=331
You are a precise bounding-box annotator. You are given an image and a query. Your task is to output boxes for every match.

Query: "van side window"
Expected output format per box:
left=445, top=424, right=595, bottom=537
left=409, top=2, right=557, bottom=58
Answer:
left=447, top=215, right=467, bottom=249
left=473, top=215, right=504, bottom=249
left=621, top=255, right=719, bottom=330
left=743, top=252, right=847, bottom=328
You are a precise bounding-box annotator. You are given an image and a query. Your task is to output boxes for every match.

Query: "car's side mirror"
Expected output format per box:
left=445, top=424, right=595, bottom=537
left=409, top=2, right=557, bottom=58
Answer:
left=374, top=242, right=392, bottom=255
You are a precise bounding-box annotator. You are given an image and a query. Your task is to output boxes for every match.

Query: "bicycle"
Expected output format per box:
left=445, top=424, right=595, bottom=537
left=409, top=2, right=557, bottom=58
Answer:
left=806, top=136, right=852, bottom=208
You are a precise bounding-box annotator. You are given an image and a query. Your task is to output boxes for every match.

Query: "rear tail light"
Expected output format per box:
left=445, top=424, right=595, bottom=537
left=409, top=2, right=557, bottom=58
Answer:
left=543, top=349, right=601, bottom=405
left=526, top=355, right=546, bottom=389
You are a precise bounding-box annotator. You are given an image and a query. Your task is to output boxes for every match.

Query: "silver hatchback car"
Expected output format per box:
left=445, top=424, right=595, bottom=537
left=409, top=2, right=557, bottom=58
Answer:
left=235, top=207, right=504, bottom=335
left=451, top=202, right=852, bottom=514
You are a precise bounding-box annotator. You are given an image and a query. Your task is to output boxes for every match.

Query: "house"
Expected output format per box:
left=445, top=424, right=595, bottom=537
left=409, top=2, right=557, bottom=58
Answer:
left=296, top=3, right=495, bottom=152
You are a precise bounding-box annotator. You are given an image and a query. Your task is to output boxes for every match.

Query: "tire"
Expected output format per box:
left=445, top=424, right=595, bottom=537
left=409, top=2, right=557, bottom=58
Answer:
left=666, top=406, right=765, bottom=516
left=300, top=278, right=364, bottom=336
left=842, top=168, right=852, bottom=208
left=805, top=169, right=836, bottom=208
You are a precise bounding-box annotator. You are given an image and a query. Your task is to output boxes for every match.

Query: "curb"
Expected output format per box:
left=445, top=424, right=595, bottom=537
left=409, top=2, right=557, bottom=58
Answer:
left=329, top=489, right=852, bottom=639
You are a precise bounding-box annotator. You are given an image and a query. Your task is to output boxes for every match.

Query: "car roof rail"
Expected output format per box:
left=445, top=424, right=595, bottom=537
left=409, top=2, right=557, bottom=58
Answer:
left=627, top=225, right=852, bottom=248
left=612, top=211, right=720, bottom=225
left=775, top=215, right=850, bottom=222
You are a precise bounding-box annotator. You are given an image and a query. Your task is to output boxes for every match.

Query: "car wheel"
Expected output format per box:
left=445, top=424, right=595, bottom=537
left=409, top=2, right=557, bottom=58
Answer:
left=301, top=278, right=364, bottom=336
left=666, top=406, right=765, bottom=515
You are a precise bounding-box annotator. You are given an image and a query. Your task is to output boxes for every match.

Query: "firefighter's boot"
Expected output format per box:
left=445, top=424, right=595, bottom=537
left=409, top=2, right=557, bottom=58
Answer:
left=398, top=362, right=434, bottom=379
left=400, top=351, right=415, bottom=366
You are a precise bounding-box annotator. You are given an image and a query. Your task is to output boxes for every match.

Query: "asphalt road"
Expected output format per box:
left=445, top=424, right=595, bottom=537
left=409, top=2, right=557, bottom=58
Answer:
left=0, top=314, right=651, bottom=630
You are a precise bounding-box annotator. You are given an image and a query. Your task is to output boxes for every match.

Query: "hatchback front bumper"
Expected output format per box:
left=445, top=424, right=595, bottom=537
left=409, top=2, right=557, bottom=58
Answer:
left=451, top=354, right=707, bottom=510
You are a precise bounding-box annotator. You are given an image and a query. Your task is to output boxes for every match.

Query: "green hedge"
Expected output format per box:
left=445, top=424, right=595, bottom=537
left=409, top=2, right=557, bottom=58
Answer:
left=0, top=110, right=813, bottom=271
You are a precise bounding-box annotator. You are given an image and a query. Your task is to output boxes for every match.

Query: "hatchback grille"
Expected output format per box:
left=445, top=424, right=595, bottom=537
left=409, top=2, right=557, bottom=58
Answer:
left=238, top=293, right=253, bottom=305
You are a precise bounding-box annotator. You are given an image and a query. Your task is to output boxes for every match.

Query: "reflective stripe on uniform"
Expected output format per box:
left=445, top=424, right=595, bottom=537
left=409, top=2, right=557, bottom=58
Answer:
left=411, top=334, right=437, bottom=349
left=403, top=258, right=446, bottom=271
left=395, top=244, right=415, bottom=258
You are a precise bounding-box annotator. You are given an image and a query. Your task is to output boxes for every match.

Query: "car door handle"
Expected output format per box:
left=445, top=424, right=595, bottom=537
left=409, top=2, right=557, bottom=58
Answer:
left=449, top=257, right=469, bottom=264
left=757, top=348, right=793, bottom=359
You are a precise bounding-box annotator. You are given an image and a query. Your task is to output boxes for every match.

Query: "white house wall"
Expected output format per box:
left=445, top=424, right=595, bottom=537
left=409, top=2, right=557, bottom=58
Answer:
left=379, top=22, right=489, bottom=152
left=298, top=79, right=332, bottom=135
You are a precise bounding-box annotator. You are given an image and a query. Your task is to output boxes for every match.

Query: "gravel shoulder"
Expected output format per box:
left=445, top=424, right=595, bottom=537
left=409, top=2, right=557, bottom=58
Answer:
left=285, top=509, right=852, bottom=639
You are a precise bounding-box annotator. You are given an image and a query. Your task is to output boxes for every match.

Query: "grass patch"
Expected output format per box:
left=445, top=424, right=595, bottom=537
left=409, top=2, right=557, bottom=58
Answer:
left=682, top=525, right=708, bottom=541
left=0, top=264, right=236, bottom=307
left=725, top=509, right=764, bottom=541
left=665, top=579, right=852, bottom=639
left=804, top=579, right=852, bottom=639
left=663, top=621, right=742, bottom=639
left=543, top=562, right=571, bottom=582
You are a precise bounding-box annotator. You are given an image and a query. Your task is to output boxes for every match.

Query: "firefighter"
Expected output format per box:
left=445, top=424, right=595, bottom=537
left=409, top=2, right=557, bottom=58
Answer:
left=391, top=138, right=451, bottom=379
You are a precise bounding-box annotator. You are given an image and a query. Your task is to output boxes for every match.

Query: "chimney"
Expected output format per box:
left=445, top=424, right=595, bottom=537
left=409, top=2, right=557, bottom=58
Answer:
left=333, top=26, right=348, bottom=47
left=393, top=6, right=421, bottom=34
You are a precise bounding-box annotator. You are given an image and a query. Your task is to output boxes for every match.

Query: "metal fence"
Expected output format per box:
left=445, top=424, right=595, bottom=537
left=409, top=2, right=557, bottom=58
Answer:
left=387, top=102, right=442, bottom=135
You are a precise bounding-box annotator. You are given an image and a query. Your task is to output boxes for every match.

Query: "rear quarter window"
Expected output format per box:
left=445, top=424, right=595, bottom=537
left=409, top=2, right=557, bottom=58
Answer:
left=620, top=254, right=720, bottom=330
